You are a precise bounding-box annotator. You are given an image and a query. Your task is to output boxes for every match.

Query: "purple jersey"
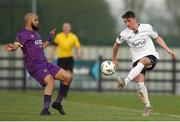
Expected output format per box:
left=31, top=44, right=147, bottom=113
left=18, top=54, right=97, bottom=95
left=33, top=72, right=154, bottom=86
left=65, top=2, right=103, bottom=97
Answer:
left=16, top=28, right=46, bottom=64
left=16, top=28, right=61, bottom=87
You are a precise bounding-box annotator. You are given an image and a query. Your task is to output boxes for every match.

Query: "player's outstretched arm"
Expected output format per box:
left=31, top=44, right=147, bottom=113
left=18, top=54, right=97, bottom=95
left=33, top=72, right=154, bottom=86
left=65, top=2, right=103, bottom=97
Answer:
left=43, top=27, right=56, bottom=49
left=155, top=35, right=176, bottom=59
left=4, top=42, right=23, bottom=51
left=112, top=42, right=120, bottom=67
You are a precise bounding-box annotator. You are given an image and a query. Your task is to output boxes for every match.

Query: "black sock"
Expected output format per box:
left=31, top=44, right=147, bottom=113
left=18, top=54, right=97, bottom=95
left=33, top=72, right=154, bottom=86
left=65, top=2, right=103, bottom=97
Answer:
left=43, top=95, right=51, bottom=112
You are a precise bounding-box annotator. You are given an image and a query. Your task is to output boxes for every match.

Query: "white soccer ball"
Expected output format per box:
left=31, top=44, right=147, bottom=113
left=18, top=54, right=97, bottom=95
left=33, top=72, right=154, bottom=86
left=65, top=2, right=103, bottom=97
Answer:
left=101, top=61, right=116, bottom=76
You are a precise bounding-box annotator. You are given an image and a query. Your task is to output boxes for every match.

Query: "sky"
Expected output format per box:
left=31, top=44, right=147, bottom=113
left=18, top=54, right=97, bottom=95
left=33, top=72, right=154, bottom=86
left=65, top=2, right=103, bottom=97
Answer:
left=105, top=0, right=172, bottom=34
left=105, top=0, right=166, bottom=16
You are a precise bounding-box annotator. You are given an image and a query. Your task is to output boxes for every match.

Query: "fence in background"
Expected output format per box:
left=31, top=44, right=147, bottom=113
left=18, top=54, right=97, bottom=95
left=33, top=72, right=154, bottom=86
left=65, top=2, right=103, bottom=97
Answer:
left=0, top=55, right=180, bottom=95
left=0, top=56, right=26, bottom=90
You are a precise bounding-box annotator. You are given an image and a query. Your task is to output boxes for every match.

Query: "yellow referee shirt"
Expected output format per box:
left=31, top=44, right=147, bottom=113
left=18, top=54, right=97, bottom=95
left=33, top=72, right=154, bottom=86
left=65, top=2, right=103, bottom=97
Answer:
left=54, top=32, right=80, bottom=58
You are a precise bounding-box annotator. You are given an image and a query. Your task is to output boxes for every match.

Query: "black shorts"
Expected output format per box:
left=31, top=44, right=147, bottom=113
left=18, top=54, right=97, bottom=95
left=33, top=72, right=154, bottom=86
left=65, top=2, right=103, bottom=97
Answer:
left=57, top=57, right=74, bottom=72
left=133, top=55, right=157, bottom=75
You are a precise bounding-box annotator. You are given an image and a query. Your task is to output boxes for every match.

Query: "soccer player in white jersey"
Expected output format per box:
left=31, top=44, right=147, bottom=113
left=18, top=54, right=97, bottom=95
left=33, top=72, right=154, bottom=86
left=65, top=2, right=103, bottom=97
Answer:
left=112, top=11, right=176, bottom=116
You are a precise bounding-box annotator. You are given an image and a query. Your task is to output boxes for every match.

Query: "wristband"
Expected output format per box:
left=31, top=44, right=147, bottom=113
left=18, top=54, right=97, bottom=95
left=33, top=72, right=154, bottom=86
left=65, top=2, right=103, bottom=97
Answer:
left=48, top=34, right=54, bottom=43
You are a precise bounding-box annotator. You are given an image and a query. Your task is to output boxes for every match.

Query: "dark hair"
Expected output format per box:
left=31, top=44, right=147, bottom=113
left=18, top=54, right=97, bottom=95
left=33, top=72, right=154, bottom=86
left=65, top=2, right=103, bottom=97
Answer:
left=122, top=11, right=136, bottom=19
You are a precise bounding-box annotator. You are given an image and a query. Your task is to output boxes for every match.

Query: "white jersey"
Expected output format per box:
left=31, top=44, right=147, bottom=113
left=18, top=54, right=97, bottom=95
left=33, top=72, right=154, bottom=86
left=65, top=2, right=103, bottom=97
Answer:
left=116, top=23, right=159, bottom=63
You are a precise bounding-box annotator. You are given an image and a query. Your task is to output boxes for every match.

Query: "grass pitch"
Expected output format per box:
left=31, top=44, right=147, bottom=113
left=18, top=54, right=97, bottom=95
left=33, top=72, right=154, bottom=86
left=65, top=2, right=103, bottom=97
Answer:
left=0, top=90, right=180, bottom=121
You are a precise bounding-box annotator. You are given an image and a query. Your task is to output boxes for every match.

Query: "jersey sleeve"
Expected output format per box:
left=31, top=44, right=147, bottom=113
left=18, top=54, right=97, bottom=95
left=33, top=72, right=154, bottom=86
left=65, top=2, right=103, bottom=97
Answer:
left=116, top=32, right=125, bottom=44
left=148, top=25, right=158, bottom=39
left=73, top=35, right=80, bottom=48
left=16, top=32, right=28, bottom=46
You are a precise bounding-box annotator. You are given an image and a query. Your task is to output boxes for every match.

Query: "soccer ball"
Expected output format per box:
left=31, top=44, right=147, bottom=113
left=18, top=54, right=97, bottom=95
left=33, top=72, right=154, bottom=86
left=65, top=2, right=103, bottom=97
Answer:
left=101, top=61, right=116, bottom=76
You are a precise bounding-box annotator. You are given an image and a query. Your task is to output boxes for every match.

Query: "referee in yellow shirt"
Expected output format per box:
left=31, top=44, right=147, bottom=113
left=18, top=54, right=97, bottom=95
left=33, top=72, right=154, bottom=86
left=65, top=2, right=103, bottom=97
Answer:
left=49, top=22, right=81, bottom=114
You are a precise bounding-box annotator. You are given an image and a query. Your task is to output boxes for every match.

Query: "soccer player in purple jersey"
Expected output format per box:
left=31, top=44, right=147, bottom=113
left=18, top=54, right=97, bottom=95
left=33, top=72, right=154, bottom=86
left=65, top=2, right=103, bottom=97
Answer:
left=4, top=13, right=72, bottom=116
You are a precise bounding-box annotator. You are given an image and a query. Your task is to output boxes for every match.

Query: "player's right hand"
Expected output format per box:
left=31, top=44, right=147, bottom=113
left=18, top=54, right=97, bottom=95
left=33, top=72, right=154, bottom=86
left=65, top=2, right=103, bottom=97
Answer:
left=167, top=49, right=176, bottom=60
left=3, top=43, right=14, bottom=51
left=112, top=59, right=119, bottom=70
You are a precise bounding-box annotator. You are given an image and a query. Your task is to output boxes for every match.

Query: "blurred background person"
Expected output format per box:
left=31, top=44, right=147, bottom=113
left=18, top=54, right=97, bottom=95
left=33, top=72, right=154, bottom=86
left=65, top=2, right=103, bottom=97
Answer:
left=49, top=22, right=81, bottom=106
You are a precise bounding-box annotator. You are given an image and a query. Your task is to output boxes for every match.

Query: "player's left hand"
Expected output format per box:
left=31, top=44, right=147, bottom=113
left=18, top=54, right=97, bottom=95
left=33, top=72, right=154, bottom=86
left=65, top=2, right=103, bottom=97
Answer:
left=49, top=27, right=56, bottom=36
left=48, top=27, right=56, bottom=43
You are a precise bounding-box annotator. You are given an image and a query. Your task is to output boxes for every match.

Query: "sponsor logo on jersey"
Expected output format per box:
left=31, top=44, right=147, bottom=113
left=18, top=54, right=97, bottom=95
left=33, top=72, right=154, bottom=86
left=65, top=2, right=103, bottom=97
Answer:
left=131, top=39, right=146, bottom=48
left=35, top=40, right=43, bottom=45
left=128, top=36, right=131, bottom=39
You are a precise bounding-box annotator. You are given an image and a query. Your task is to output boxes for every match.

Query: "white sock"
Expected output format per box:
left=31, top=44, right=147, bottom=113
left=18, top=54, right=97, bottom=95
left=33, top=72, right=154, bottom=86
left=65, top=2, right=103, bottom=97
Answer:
left=123, top=63, right=144, bottom=85
left=127, top=62, right=144, bottom=80
left=124, top=77, right=131, bottom=85
left=136, top=82, right=151, bottom=108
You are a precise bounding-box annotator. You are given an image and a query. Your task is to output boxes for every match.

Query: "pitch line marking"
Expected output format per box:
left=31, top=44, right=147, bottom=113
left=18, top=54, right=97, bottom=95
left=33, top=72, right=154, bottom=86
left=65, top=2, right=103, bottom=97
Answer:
left=67, top=101, right=180, bottom=118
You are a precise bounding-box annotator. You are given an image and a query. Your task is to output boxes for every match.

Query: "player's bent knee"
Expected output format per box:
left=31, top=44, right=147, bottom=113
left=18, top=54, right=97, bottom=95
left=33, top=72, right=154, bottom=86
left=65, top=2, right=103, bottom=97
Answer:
left=43, top=75, right=55, bottom=95
left=44, top=74, right=55, bottom=89
left=62, top=73, right=72, bottom=85
left=55, top=69, right=72, bottom=82
left=139, top=57, right=151, bottom=67
left=67, top=72, right=73, bottom=82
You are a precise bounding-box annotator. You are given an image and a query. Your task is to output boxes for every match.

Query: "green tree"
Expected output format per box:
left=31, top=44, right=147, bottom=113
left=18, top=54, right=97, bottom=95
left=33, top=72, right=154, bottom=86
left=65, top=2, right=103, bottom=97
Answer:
left=165, top=0, right=180, bottom=45
left=0, top=0, right=30, bottom=44
left=123, top=0, right=145, bottom=18
left=0, top=0, right=115, bottom=45
left=37, top=0, right=116, bottom=45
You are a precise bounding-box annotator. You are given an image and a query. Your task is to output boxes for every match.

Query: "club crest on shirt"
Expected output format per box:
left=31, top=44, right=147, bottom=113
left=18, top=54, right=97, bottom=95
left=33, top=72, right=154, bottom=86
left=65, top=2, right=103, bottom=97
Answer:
left=131, top=39, right=146, bottom=48
left=31, top=34, right=34, bottom=38
left=118, top=35, right=121, bottom=39
left=43, top=69, right=47, bottom=73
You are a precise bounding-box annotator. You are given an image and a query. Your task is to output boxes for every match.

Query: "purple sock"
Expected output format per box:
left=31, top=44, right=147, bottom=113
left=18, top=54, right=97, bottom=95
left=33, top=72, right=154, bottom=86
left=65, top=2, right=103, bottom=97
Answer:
left=43, top=95, right=51, bottom=112
left=55, top=83, right=69, bottom=104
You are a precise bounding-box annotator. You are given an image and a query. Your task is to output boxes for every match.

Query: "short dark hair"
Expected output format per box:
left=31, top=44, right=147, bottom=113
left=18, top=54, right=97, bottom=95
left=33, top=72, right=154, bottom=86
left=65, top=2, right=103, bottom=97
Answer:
left=122, top=11, right=136, bottom=19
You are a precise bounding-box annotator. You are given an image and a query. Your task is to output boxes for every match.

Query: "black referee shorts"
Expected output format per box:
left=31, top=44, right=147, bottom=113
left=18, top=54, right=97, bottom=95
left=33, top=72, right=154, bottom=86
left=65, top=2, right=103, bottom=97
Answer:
left=57, top=56, right=74, bottom=72
left=133, top=55, right=157, bottom=75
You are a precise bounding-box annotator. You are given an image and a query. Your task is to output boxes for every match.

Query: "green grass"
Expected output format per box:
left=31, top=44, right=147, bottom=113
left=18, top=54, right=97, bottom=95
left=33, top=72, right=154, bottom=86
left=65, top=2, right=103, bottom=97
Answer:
left=0, top=90, right=180, bottom=121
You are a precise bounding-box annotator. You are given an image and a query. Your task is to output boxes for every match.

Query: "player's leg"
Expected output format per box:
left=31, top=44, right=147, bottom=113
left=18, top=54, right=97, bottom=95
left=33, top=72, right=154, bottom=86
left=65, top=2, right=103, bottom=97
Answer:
left=135, top=74, right=152, bottom=117
left=54, top=69, right=72, bottom=104
left=55, top=70, right=72, bottom=101
left=40, top=74, right=55, bottom=115
left=29, top=63, right=55, bottom=116
left=52, top=69, right=72, bottom=115
left=116, top=57, right=151, bottom=89
left=47, top=63, right=72, bottom=115
left=52, top=57, right=73, bottom=114
left=47, top=61, right=72, bottom=115
left=125, top=57, right=151, bottom=84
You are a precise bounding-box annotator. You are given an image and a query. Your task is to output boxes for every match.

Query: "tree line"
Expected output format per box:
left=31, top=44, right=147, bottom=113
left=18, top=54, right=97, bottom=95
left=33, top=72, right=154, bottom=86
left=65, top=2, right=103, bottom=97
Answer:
left=0, top=0, right=180, bottom=46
